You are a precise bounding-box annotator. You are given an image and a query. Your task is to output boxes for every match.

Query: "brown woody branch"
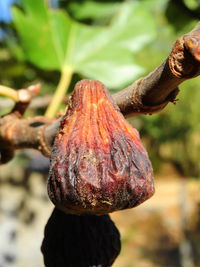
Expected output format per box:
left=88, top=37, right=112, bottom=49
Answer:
left=0, top=113, right=54, bottom=163
left=113, top=22, right=200, bottom=116
left=0, top=23, right=200, bottom=161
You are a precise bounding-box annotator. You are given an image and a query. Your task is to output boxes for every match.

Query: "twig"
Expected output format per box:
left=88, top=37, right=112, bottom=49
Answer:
left=0, top=95, right=70, bottom=110
left=0, top=113, right=54, bottom=163
left=0, top=85, right=19, bottom=102
left=0, top=23, right=200, bottom=161
left=113, top=22, right=200, bottom=116
left=0, top=84, right=40, bottom=105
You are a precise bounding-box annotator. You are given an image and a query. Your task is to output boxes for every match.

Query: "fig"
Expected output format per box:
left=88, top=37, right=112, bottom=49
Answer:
left=41, top=208, right=121, bottom=267
left=48, top=79, right=154, bottom=215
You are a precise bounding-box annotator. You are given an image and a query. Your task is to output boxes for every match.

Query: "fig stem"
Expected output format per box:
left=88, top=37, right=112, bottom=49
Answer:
left=0, top=85, right=19, bottom=102
left=45, top=66, right=73, bottom=118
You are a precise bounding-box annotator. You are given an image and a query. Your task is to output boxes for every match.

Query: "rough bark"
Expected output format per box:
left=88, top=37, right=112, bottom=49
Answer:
left=113, top=22, right=200, bottom=116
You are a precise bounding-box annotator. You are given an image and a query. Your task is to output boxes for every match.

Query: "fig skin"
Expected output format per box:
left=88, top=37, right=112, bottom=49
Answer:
left=48, top=79, right=154, bottom=215
left=41, top=208, right=121, bottom=267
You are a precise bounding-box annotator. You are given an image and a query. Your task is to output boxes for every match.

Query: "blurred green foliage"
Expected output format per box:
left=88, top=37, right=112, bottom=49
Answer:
left=12, top=0, right=156, bottom=88
left=0, top=0, right=200, bottom=176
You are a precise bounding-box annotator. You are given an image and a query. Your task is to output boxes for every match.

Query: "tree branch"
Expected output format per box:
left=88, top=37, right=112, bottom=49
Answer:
left=113, top=22, right=200, bottom=116
left=0, top=23, right=200, bottom=161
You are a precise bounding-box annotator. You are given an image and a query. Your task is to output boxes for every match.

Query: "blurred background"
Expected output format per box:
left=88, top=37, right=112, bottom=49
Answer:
left=0, top=0, right=200, bottom=266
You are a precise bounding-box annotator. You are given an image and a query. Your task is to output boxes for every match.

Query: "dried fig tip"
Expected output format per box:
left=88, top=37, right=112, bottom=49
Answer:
left=48, top=79, right=154, bottom=215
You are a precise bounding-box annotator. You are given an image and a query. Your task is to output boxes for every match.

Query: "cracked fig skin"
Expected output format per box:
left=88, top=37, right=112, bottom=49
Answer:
left=48, top=79, right=154, bottom=215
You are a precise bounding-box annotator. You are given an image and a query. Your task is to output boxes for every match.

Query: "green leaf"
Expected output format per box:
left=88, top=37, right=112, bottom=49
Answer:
left=68, top=1, right=120, bottom=22
left=12, top=0, right=156, bottom=88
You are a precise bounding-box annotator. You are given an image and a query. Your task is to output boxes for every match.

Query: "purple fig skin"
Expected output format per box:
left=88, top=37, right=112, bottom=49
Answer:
left=41, top=208, right=121, bottom=267
left=48, top=79, right=154, bottom=215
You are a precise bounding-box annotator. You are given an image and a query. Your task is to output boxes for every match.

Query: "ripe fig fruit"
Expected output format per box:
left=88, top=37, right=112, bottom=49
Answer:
left=41, top=208, right=121, bottom=267
left=48, top=79, right=154, bottom=215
